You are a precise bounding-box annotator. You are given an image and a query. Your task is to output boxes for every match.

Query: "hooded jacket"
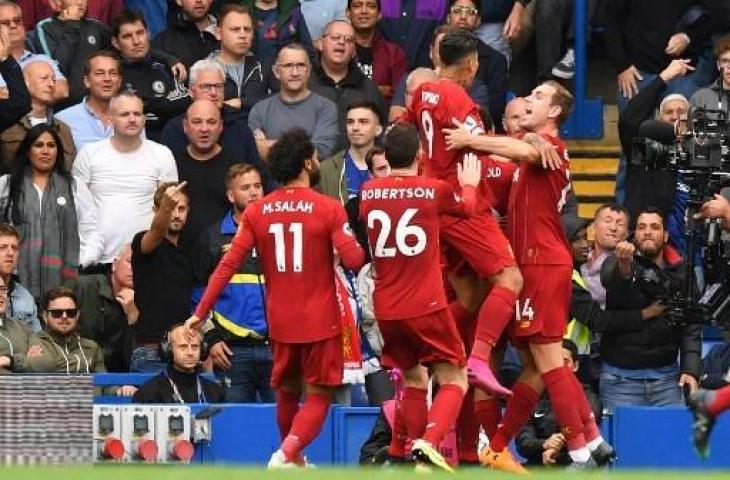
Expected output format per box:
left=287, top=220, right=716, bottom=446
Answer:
left=0, top=315, right=33, bottom=373
left=26, top=329, right=106, bottom=374
left=152, top=11, right=219, bottom=68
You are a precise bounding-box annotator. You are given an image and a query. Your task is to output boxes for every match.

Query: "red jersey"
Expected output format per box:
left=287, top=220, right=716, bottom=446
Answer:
left=507, top=134, right=572, bottom=266
left=484, top=157, right=517, bottom=216
left=194, top=187, right=365, bottom=343
left=410, top=79, right=493, bottom=213
left=359, top=176, right=476, bottom=320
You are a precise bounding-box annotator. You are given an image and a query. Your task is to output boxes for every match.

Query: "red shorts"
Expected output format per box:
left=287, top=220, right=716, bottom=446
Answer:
left=509, top=264, right=572, bottom=346
left=441, top=213, right=516, bottom=278
left=270, top=334, right=343, bottom=388
left=379, top=309, right=466, bottom=370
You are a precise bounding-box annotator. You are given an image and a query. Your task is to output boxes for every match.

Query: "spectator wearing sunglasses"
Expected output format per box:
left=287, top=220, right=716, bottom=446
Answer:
left=26, top=286, right=106, bottom=374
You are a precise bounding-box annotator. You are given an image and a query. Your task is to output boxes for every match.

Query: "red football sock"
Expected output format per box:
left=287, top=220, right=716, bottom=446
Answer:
left=490, top=382, right=539, bottom=452
left=423, top=384, right=465, bottom=446
left=472, top=286, right=517, bottom=360
left=542, top=366, right=586, bottom=451
left=280, top=392, right=330, bottom=462
left=388, top=401, right=407, bottom=457
left=457, top=388, right=480, bottom=462
left=568, top=372, right=601, bottom=443
left=708, top=385, right=730, bottom=417
left=475, top=397, right=503, bottom=438
left=401, top=387, right=428, bottom=441
left=276, top=389, right=300, bottom=441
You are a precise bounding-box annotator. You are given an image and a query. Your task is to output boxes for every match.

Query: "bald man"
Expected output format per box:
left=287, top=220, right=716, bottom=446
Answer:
left=0, top=60, right=75, bottom=172
left=174, top=99, right=246, bottom=250
left=503, top=97, right=527, bottom=136
left=133, top=324, right=225, bottom=403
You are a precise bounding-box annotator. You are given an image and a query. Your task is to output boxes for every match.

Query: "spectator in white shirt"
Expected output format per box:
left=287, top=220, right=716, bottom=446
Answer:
left=72, top=91, right=177, bottom=266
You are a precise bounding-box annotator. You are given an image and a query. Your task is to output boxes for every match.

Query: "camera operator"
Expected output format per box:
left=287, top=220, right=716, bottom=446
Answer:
left=620, top=59, right=692, bottom=227
left=599, top=207, right=701, bottom=411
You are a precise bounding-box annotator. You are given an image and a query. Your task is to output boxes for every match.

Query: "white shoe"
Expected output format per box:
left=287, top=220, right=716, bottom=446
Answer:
left=551, top=48, right=575, bottom=79
left=267, top=449, right=298, bottom=469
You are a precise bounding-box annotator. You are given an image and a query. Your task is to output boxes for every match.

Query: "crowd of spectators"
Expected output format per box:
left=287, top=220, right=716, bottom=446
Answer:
left=3, top=0, right=730, bottom=468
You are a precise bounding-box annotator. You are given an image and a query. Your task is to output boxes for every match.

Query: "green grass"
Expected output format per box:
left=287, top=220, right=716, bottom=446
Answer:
left=3, top=466, right=730, bottom=480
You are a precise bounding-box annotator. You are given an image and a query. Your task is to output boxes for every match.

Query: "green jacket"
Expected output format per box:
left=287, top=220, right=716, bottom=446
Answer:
left=317, top=149, right=347, bottom=205
left=26, top=330, right=106, bottom=374
left=0, top=315, right=34, bottom=373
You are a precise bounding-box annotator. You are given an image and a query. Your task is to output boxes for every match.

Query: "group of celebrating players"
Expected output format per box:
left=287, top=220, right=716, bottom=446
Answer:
left=184, top=29, right=615, bottom=472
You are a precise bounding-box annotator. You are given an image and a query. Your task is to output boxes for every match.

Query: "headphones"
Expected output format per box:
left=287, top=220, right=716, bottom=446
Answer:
left=159, top=323, right=209, bottom=363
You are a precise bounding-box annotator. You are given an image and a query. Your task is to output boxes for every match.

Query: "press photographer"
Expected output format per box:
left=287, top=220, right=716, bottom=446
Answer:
left=620, top=59, right=693, bottom=223
left=599, top=207, right=701, bottom=411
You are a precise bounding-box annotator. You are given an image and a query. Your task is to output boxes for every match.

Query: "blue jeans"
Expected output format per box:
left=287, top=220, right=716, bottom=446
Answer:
left=130, top=345, right=167, bottom=373
left=599, top=371, right=683, bottom=412
left=614, top=70, right=699, bottom=203
left=215, top=343, right=274, bottom=403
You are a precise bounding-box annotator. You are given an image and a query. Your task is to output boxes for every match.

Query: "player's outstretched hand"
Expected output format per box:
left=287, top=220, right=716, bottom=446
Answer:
left=444, top=118, right=473, bottom=150
left=458, top=152, right=482, bottom=188
left=184, top=315, right=203, bottom=339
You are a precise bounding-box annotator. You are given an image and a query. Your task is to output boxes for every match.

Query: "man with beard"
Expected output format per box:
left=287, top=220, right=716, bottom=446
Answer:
left=185, top=129, right=365, bottom=468
left=130, top=181, right=194, bottom=373
left=599, top=207, right=700, bottom=410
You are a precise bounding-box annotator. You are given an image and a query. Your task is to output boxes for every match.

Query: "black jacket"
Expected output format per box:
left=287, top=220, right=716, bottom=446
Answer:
left=213, top=52, right=272, bottom=123
left=153, top=11, right=219, bottom=68
left=32, top=15, right=111, bottom=107
left=308, top=58, right=387, bottom=153
left=120, top=56, right=191, bottom=142
left=602, top=0, right=725, bottom=75
left=133, top=366, right=225, bottom=403
left=619, top=76, right=678, bottom=225
left=64, top=274, right=132, bottom=373
left=516, top=383, right=602, bottom=466
left=600, top=249, right=702, bottom=378
left=477, top=40, right=509, bottom=132
left=0, top=57, right=31, bottom=133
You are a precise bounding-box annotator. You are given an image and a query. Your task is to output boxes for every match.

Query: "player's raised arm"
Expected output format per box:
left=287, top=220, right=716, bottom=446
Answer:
left=187, top=209, right=256, bottom=332
left=444, top=118, right=541, bottom=164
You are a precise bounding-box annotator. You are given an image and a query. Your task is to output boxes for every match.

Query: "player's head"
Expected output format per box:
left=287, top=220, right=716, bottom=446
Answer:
left=405, top=68, right=438, bottom=109
left=268, top=129, right=320, bottom=186
left=521, top=80, right=574, bottom=131
left=438, top=29, right=479, bottom=88
left=634, top=206, right=668, bottom=260
left=384, top=123, right=420, bottom=170
left=503, top=97, right=526, bottom=135
left=365, top=146, right=390, bottom=178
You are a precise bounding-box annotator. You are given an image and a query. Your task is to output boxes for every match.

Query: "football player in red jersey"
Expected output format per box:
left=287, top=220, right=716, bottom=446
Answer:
left=184, top=129, right=365, bottom=468
left=448, top=81, right=614, bottom=471
left=406, top=29, right=523, bottom=400
left=360, top=123, right=481, bottom=471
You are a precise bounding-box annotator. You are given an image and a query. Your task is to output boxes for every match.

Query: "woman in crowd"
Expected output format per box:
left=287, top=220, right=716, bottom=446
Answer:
left=0, top=124, right=101, bottom=300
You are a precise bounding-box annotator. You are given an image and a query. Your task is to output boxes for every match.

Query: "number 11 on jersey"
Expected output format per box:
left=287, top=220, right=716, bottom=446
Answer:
left=268, top=222, right=303, bottom=272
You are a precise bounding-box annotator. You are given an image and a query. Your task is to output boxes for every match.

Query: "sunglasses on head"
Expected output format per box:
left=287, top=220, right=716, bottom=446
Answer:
left=47, top=308, right=78, bottom=319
